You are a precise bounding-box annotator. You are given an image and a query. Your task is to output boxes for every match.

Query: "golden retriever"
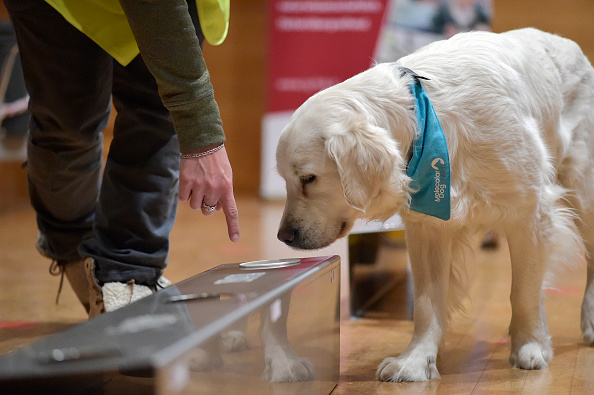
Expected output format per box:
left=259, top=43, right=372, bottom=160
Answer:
left=275, top=28, right=594, bottom=382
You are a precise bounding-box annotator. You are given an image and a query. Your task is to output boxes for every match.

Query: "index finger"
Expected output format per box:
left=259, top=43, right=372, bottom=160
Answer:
left=219, top=191, right=240, bottom=242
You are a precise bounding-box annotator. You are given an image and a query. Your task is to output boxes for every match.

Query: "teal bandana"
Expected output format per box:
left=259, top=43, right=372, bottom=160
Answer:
left=405, top=76, right=451, bottom=221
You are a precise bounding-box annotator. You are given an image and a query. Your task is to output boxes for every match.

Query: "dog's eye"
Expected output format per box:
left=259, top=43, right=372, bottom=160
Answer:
left=301, top=174, right=316, bottom=185
left=300, top=174, right=316, bottom=197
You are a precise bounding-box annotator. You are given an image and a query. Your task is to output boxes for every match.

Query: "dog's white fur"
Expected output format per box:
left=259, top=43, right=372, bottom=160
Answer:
left=276, top=28, right=594, bottom=382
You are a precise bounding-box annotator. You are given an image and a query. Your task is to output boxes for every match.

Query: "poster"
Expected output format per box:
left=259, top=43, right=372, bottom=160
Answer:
left=261, top=0, right=492, bottom=199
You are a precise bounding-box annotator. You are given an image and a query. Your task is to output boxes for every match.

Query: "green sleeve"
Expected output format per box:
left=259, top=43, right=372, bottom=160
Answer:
left=118, top=0, right=225, bottom=153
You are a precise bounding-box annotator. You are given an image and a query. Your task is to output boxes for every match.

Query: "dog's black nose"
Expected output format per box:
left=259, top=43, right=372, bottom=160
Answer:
left=277, top=226, right=297, bottom=246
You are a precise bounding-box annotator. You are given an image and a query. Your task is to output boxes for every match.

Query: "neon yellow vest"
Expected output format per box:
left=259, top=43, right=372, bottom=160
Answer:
left=45, top=0, right=230, bottom=66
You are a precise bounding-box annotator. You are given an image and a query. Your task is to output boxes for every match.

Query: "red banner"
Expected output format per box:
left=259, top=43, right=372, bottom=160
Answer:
left=266, top=0, right=389, bottom=113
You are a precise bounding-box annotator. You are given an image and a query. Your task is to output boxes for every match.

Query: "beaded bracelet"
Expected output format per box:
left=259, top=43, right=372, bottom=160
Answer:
left=180, top=143, right=224, bottom=159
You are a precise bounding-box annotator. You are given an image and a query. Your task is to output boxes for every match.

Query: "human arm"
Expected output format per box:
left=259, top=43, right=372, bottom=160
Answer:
left=117, top=0, right=239, bottom=241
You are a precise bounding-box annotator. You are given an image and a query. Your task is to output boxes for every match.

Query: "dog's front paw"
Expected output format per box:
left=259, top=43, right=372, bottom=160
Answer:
left=221, top=330, right=250, bottom=352
left=509, top=341, right=552, bottom=370
left=263, top=353, right=315, bottom=382
left=376, top=354, right=440, bottom=382
left=187, top=347, right=223, bottom=372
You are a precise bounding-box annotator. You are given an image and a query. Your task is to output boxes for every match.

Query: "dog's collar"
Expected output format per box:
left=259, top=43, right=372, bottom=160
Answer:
left=401, top=67, right=451, bottom=221
left=399, top=66, right=430, bottom=82
left=399, top=67, right=428, bottom=164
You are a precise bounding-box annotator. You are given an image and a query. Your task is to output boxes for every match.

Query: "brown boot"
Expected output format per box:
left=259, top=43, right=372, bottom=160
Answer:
left=84, top=258, right=106, bottom=318
left=49, top=259, right=91, bottom=313
left=40, top=233, right=93, bottom=314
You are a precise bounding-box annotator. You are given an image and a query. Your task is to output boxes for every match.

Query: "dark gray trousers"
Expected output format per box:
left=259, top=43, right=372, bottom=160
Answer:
left=4, top=0, right=203, bottom=286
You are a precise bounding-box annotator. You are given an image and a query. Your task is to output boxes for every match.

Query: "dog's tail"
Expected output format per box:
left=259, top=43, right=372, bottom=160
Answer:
left=448, top=229, right=475, bottom=317
left=541, top=184, right=585, bottom=289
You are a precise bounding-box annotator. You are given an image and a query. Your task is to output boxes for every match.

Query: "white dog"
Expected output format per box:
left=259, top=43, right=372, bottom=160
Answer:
left=276, top=28, right=594, bottom=382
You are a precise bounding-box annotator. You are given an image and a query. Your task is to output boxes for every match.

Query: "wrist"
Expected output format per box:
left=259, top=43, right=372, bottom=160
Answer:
left=180, top=143, right=224, bottom=159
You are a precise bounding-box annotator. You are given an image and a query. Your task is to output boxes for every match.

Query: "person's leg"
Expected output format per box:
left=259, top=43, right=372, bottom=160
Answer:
left=79, top=54, right=180, bottom=287
left=4, top=0, right=112, bottom=311
left=4, top=0, right=111, bottom=262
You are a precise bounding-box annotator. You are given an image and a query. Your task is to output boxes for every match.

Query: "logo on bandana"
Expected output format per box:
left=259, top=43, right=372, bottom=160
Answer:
left=431, top=158, right=447, bottom=202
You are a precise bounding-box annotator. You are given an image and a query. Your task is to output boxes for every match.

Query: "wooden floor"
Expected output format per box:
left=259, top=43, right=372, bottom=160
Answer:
left=1, top=196, right=593, bottom=394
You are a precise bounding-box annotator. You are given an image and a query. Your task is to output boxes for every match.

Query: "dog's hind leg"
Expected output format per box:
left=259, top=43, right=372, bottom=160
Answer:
left=580, top=215, right=594, bottom=345
left=376, top=222, right=457, bottom=382
left=507, top=226, right=552, bottom=370
left=507, top=190, right=582, bottom=369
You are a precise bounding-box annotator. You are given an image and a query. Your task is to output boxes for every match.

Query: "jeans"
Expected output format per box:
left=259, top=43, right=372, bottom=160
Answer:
left=4, top=0, right=203, bottom=286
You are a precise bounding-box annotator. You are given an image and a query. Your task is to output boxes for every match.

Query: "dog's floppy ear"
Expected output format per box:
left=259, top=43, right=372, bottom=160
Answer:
left=325, top=115, right=400, bottom=212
